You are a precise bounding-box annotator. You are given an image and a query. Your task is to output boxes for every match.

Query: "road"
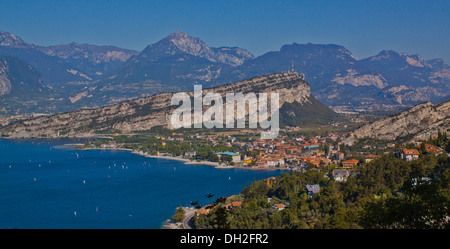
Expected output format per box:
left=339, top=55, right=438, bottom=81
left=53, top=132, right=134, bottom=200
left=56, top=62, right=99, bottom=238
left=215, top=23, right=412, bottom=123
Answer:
left=183, top=209, right=196, bottom=229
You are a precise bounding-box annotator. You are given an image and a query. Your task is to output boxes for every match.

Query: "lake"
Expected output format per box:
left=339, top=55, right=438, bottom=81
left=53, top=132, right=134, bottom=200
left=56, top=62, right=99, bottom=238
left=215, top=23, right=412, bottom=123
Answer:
left=0, top=139, right=284, bottom=228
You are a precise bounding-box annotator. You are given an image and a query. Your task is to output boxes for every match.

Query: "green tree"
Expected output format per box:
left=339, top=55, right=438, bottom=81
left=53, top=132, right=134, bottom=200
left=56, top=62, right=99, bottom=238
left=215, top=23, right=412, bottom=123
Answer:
left=211, top=206, right=230, bottom=229
left=172, top=206, right=185, bottom=223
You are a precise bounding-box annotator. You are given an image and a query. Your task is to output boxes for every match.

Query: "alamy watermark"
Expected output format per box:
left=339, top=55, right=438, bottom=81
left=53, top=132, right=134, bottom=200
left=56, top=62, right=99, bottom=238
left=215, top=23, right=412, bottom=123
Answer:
left=170, top=85, right=279, bottom=139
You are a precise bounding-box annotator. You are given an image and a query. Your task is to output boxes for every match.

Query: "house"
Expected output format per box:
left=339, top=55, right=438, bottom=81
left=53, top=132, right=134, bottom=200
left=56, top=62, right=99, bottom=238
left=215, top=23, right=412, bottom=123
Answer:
left=225, top=201, right=242, bottom=211
left=386, top=143, right=396, bottom=148
left=315, top=151, right=325, bottom=157
left=420, top=144, right=443, bottom=154
left=215, top=151, right=241, bottom=163
left=174, top=137, right=184, bottom=142
left=342, top=159, right=359, bottom=170
left=427, top=147, right=442, bottom=154
left=266, top=160, right=278, bottom=167
left=412, top=177, right=431, bottom=187
left=364, top=154, right=379, bottom=163
left=196, top=205, right=213, bottom=216
left=265, top=177, right=277, bottom=186
left=402, top=149, right=420, bottom=161
left=231, top=154, right=241, bottom=163
left=308, top=143, right=320, bottom=150
left=243, top=156, right=254, bottom=165
left=306, top=184, right=320, bottom=198
left=184, top=151, right=197, bottom=158
left=100, top=142, right=117, bottom=148
left=302, top=143, right=319, bottom=150
left=335, top=152, right=345, bottom=161
left=332, top=169, right=350, bottom=182
left=272, top=203, right=286, bottom=211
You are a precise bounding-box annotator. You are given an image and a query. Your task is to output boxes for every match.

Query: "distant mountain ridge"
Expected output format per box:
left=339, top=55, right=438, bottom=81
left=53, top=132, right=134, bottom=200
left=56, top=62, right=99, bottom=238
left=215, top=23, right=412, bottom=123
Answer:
left=84, top=31, right=255, bottom=106
left=0, top=31, right=138, bottom=86
left=219, top=43, right=450, bottom=109
left=0, top=30, right=449, bottom=115
left=37, top=42, right=138, bottom=80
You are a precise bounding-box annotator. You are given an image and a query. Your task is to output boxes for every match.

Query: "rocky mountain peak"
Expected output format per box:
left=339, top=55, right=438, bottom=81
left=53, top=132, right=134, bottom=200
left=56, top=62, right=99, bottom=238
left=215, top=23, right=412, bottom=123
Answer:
left=369, top=50, right=402, bottom=61
left=369, top=50, right=428, bottom=68
left=0, top=31, right=32, bottom=49
left=165, top=30, right=189, bottom=40
left=140, top=31, right=253, bottom=66
left=146, top=31, right=209, bottom=55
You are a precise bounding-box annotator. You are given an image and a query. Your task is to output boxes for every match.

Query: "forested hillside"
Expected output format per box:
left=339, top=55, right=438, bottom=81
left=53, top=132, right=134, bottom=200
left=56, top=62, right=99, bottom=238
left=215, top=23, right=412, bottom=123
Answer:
left=195, top=152, right=450, bottom=229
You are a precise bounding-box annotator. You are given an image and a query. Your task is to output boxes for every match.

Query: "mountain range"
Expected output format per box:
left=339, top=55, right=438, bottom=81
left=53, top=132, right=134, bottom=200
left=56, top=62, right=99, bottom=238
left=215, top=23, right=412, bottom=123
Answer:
left=0, top=30, right=449, bottom=115
left=0, top=72, right=340, bottom=138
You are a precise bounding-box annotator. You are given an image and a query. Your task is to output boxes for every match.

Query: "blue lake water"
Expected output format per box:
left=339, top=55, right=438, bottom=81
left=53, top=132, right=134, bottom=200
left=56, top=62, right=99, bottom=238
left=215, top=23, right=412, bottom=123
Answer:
left=0, top=139, right=284, bottom=229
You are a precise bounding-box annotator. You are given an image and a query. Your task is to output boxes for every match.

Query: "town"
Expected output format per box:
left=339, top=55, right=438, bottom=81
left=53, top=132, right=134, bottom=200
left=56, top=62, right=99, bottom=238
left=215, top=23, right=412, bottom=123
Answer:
left=83, top=125, right=447, bottom=180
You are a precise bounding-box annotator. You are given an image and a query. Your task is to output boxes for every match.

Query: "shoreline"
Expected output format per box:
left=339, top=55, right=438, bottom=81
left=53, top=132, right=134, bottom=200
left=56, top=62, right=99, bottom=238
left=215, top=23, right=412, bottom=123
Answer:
left=132, top=150, right=288, bottom=170
left=77, top=146, right=288, bottom=171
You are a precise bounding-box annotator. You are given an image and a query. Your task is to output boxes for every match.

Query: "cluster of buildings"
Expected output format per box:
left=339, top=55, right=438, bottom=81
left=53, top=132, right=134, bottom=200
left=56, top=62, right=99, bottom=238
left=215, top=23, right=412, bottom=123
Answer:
left=154, top=130, right=379, bottom=174
left=103, top=128, right=446, bottom=187
left=191, top=132, right=353, bottom=171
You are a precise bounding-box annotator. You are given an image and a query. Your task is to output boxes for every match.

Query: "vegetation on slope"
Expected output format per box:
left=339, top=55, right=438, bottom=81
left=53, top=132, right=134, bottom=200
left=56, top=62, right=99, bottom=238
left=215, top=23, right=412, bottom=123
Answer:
left=195, top=152, right=450, bottom=229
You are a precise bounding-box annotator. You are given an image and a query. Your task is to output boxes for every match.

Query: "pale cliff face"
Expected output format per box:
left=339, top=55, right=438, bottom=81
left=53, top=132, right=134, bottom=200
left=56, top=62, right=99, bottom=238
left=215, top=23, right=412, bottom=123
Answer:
left=0, top=72, right=309, bottom=138
left=0, top=67, right=12, bottom=96
left=343, top=101, right=450, bottom=145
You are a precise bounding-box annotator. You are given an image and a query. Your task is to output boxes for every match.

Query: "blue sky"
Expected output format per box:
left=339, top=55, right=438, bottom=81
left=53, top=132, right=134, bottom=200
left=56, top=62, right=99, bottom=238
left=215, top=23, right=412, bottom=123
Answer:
left=0, top=0, right=449, bottom=62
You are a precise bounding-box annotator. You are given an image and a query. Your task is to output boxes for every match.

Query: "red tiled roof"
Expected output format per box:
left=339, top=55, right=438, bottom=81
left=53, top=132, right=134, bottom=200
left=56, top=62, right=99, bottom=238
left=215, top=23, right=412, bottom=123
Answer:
left=403, top=149, right=420, bottom=155
left=231, top=201, right=242, bottom=207
left=343, top=159, right=359, bottom=164
left=274, top=204, right=285, bottom=208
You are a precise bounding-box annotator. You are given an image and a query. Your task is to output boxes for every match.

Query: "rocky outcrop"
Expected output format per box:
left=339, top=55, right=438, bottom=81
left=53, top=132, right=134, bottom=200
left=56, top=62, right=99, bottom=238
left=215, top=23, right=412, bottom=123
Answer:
left=332, top=70, right=388, bottom=89
left=0, top=68, right=12, bottom=96
left=343, top=101, right=450, bottom=145
left=0, top=72, right=313, bottom=138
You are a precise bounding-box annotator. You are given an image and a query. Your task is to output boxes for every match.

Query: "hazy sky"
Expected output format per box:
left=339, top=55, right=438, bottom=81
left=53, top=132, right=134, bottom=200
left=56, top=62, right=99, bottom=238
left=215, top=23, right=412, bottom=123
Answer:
left=1, top=0, right=449, bottom=62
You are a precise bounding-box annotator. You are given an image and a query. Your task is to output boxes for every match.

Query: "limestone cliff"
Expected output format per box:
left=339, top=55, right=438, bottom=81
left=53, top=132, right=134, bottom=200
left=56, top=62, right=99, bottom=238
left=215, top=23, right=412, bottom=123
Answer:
left=344, top=101, right=450, bottom=145
left=0, top=72, right=317, bottom=138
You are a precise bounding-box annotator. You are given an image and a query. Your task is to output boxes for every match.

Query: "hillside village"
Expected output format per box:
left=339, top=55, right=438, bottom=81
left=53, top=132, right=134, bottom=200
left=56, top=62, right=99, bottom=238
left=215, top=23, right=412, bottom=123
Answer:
left=185, top=130, right=449, bottom=229
left=86, top=126, right=448, bottom=186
